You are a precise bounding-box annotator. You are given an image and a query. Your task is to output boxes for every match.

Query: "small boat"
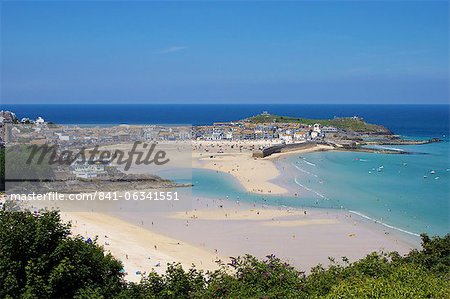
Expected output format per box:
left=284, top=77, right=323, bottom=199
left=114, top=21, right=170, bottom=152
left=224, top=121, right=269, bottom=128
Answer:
left=430, top=170, right=436, bottom=175
left=423, top=175, right=428, bottom=179
left=435, top=177, right=440, bottom=180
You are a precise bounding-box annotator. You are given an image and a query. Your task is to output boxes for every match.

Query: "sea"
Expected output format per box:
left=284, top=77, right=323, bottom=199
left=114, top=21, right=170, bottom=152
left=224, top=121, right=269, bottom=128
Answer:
left=3, top=104, right=449, bottom=236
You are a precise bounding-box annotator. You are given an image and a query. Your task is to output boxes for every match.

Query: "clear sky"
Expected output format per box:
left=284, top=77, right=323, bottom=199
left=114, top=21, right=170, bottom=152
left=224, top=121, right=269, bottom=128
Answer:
left=1, top=1, right=448, bottom=104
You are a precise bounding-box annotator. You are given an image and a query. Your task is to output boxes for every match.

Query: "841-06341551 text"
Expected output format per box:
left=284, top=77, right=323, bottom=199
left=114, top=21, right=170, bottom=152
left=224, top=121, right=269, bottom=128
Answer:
left=8, top=191, right=180, bottom=202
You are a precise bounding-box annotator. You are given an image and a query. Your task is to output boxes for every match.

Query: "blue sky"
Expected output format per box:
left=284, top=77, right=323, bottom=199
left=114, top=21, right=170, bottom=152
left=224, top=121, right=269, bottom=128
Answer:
left=1, top=1, right=448, bottom=104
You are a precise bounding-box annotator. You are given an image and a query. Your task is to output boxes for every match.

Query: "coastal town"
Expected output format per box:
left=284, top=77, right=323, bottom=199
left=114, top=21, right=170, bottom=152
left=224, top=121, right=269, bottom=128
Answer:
left=1, top=109, right=444, bottom=196
left=1, top=109, right=439, bottom=154
left=1, top=110, right=337, bottom=146
left=2, top=108, right=443, bottom=196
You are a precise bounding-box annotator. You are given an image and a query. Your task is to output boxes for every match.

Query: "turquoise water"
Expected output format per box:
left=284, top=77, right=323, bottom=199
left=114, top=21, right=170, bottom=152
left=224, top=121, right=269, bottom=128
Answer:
left=193, top=141, right=449, bottom=237
left=285, top=142, right=449, bottom=236
left=6, top=104, right=448, bottom=236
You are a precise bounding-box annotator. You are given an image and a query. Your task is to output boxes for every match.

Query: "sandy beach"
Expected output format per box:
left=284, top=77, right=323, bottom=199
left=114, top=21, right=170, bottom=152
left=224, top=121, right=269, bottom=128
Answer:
left=193, top=140, right=333, bottom=195
left=59, top=211, right=221, bottom=283
left=28, top=140, right=418, bottom=283
left=96, top=140, right=331, bottom=196
left=56, top=196, right=416, bottom=283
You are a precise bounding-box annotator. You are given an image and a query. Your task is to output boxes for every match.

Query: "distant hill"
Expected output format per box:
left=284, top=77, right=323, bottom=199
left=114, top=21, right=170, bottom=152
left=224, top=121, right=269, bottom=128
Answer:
left=244, top=113, right=392, bottom=134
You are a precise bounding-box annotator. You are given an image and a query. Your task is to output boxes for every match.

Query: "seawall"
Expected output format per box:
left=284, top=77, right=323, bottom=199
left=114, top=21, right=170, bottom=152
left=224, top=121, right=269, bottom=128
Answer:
left=252, top=142, right=317, bottom=158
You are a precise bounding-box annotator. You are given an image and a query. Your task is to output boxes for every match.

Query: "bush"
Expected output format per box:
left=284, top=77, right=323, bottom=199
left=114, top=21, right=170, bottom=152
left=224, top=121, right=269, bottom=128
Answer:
left=0, top=209, right=125, bottom=298
left=1, top=209, right=449, bottom=299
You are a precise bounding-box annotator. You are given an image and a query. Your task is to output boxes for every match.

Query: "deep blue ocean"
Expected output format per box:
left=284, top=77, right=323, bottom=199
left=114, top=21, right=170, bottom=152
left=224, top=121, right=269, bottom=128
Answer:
left=3, top=104, right=449, bottom=236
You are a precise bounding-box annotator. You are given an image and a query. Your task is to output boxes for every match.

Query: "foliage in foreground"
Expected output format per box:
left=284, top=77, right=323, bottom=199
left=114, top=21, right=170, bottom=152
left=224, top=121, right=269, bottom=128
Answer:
left=0, top=209, right=449, bottom=299
left=0, top=210, right=124, bottom=299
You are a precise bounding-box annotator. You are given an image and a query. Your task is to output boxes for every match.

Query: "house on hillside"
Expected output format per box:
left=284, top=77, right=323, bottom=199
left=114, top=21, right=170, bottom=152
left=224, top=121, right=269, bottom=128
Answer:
left=70, top=159, right=109, bottom=179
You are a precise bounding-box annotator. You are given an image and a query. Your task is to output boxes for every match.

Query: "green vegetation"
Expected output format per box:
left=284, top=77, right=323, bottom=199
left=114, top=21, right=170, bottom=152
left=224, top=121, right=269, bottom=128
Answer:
left=0, top=147, right=4, bottom=191
left=245, top=114, right=391, bottom=133
left=3, top=145, right=55, bottom=193
left=1, top=209, right=449, bottom=299
left=0, top=210, right=124, bottom=299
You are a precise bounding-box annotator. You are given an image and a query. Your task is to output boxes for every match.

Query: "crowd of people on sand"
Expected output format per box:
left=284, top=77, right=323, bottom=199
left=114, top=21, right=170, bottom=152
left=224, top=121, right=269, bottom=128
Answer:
left=193, top=140, right=279, bottom=155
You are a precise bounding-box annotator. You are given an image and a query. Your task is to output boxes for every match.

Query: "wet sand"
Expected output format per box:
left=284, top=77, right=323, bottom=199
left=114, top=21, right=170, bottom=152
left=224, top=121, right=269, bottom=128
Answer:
left=26, top=140, right=418, bottom=282
left=193, top=140, right=333, bottom=195
left=109, top=197, right=417, bottom=278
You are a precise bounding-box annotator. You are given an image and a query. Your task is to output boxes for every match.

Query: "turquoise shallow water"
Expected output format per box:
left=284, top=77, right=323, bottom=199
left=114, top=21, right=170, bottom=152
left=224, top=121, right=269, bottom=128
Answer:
left=284, top=142, right=449, bottom=236
left=192, top=141, right=449, bottom=237
left=7, top=104, right=448, bottom=236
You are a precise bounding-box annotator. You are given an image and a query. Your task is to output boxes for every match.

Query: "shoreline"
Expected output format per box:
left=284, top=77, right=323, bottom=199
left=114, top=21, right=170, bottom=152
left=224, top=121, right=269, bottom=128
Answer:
left=55, top=196, right=417, bottom=283
left=192, top=140, right=429, bottom=242
left=192, top=141, right=334, bottom=195
left=16, top=139, right=439, bottom=283
left=192, top=140, right=423, bottom=196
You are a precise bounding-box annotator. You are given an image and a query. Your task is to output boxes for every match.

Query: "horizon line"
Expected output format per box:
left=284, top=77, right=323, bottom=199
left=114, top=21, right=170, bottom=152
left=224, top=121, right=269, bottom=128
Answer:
left=2, top=103, right=449, bottom=106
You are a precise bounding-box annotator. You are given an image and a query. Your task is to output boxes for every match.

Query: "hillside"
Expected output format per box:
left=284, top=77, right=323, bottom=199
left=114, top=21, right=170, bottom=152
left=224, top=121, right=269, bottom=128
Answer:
left=244, top=113, right=392, bottom=133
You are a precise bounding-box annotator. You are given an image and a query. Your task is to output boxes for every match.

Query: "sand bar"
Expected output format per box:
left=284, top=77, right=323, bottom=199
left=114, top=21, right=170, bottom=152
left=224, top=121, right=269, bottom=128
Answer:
left=193, top=141, right=333, bottom=195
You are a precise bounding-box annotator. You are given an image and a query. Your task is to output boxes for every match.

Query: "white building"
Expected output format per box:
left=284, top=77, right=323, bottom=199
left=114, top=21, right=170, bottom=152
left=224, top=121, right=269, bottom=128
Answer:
left=280, top=133, right=293, bottom=143
left=142, top=127, right=160, bottom=140
left=70, top=160, right=109, bottom=179
left=35, top=117, right=45, bottom=124
left=294, top=131, right=307, bottom=141
left=322, top=126, right=338, bottom=133
left=178, top=129, right=191, bottom=140
left=313, top=123, right=321, bottom=133
left=211, top=128, right=224, bottom=140
left=55, top=132, right=71, bottom=141
left=224, top=131, right=233, bottom=140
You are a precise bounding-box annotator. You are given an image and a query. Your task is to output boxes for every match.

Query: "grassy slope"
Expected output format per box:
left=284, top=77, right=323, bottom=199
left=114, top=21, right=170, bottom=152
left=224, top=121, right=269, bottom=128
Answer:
left=245, top=114, right=391, bottom=133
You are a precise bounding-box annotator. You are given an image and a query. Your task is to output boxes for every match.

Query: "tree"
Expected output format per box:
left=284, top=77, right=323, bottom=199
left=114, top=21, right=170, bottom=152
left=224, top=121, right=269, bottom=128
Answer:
left=0, top=147, right=4, bottom=191
left=0, top=209, right=125, bottom=299
left=1, top=209, right=449, bottom=299
left=404, top=233, right=450, bottom=277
